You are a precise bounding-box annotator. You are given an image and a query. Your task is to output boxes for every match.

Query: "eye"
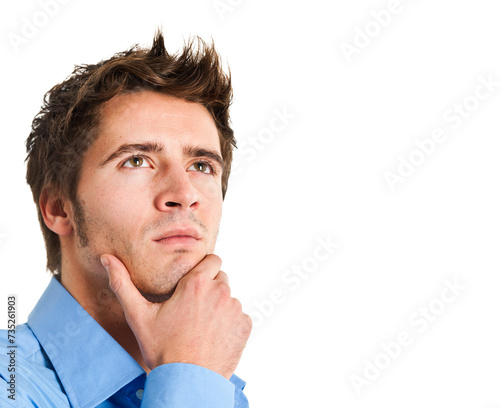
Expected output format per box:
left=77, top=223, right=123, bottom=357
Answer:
left=123, top=156, right=150, bottom=168
left=188, top=161, right=214, bottom=174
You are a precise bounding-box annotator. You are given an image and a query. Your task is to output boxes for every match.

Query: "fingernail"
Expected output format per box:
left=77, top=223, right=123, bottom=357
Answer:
left=100, top=256, right=110, bottom=272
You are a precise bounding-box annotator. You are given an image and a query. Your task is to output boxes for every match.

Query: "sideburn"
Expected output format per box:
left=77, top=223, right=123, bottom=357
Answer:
left=72, top=198, right=90, bottom=248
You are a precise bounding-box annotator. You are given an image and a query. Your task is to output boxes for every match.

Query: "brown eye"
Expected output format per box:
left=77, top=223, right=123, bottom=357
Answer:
left=131, top=157, right=143, bottom=167
left=124, top=156, right=146, bottom=168
left=196, top=162, right=207, bottom=172
left=188, top=162, right=212, bottom=174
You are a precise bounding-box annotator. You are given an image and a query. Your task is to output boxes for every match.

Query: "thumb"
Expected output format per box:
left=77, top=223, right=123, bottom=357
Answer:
left=100, top=254, right=147, bottom=316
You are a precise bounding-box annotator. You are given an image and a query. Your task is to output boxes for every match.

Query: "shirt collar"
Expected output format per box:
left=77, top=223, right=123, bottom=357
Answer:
left=28, top=277, right=145, bottom=408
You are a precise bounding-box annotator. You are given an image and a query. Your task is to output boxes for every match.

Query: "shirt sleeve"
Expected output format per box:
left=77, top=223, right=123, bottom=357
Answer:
left=141, top=363, right=247, bottom=408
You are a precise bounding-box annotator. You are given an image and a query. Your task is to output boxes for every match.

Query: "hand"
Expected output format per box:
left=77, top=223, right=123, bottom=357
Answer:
left=100, top=254, right=252, bottom=379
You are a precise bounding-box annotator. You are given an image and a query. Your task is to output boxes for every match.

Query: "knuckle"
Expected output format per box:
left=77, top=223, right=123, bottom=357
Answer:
left=215, top=281, right=231, bottom=301
left=206, top=253, right=222, bottom=269
left=185, top=271, right=209, bottom=292
left=244, top=313, right=253, bottom=329
left=237, top=314, right=253, bottom=339
left=231, top=297, right=242, bottom=311
left=218, top=270, right=229, bottom=284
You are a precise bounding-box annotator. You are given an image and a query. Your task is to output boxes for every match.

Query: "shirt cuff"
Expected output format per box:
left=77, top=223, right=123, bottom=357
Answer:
left=142, top=363, right=235, bottom=407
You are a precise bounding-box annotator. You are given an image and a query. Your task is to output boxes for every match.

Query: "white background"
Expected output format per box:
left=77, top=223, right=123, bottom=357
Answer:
left=1, top=0, right=500, bottom=407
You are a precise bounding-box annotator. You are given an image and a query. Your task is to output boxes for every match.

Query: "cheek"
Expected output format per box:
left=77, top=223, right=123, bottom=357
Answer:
left=82, top=180, right=150, bottom=228
left=192, top=174, right=222, bottom=200
left=197, top=178, right=223, bottom=213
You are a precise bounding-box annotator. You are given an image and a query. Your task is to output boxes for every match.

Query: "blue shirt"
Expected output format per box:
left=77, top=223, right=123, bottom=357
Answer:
left=0, top=277, right=248, bottom=407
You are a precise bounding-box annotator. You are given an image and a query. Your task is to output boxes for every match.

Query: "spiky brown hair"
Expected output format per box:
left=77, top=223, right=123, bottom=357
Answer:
left=25, top=31, right=235, bottom=275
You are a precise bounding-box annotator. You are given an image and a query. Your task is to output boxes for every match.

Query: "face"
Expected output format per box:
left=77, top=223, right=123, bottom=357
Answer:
left=69, top=91, right=224, bottom=302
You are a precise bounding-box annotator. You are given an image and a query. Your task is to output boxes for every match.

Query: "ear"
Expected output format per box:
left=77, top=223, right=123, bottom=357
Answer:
left=39, top=188, right=74, bottom=236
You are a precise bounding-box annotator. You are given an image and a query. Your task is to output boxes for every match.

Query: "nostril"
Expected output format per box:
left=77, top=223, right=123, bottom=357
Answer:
left=165, top=201, right=179, bottom=207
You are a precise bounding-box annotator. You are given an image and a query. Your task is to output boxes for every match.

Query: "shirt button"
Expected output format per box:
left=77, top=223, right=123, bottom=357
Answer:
left=136, top=389, right=144, bottom=400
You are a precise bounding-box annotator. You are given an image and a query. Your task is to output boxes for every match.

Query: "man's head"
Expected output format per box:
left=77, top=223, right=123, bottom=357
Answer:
left=25, top=31, right=235, bottom=300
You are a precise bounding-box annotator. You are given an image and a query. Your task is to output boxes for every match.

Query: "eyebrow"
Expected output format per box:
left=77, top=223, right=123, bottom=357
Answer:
left=99, top=142, right=164, bottom=167
left=183, top=146, right=225, bottom=171
left=99, top=141, right=224, bottom=170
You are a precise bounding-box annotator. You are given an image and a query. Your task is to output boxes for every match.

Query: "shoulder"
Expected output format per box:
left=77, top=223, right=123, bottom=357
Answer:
left=0, top=324, right=69, bottom=407
left=1, top=323, right=42, bottom=358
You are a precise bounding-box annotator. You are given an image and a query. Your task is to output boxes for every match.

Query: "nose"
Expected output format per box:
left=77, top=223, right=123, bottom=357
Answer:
left=154, top=165, right=200, bottom=212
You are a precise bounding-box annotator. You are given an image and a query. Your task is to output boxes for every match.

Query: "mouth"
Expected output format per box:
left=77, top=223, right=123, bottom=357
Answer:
left=153, top=228, right=202, bottom=246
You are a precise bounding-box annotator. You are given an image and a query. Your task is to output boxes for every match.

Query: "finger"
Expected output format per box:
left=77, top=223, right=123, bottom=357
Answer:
left=215, top=270, right=229, bottom=284
left=100, top=254, right=148, bottom=317
left=189, top=254, right=223, bottom=280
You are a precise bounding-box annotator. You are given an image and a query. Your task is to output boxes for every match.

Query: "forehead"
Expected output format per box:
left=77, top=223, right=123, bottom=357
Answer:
left=95, top=91, right=220, bottom=153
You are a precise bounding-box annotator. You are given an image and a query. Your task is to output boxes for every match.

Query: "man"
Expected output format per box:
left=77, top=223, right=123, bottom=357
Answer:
left=0, top=31, right=252, bottom=407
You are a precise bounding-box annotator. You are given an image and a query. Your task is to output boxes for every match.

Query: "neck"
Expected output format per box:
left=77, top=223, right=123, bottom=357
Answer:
left=60, top=258, right=151, bottom=374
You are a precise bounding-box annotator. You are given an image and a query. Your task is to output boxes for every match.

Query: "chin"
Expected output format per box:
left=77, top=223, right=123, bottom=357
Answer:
left=132, top=252, right=203, bottom=303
